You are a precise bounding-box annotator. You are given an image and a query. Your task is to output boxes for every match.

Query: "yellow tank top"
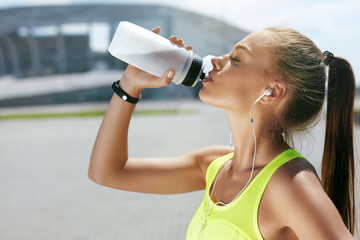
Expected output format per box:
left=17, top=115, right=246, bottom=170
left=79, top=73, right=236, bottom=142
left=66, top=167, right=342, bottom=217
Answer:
left=186, top=149, right=305, bottom=240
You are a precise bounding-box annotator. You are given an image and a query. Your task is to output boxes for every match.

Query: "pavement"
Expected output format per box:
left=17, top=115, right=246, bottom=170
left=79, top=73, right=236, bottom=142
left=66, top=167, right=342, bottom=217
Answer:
left=0, top=100, right=228, bottom=240
left=0, top=100, right=359, bottom=239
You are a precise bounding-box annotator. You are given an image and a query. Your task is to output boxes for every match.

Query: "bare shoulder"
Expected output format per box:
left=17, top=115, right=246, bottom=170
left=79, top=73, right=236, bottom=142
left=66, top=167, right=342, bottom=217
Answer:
left=267, top=157, right=326, bottom=211
left=265, top=157, right=324, bottom=213
left=188, top=145, right=230, bottom=178
left=264, top=158, right=353, bottom=239
left=272, top=157, right=320, bottom=187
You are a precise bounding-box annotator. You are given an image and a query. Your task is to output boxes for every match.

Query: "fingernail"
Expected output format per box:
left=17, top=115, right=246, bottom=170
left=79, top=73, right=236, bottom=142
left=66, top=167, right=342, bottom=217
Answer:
left=167, top=71, right=175, bottom=78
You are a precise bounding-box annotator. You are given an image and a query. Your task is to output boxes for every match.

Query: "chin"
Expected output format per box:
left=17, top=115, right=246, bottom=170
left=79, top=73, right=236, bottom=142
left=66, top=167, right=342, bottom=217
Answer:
left=199, top=88, right=223, bottom=109
left=199, top=88, right=209, bottom=104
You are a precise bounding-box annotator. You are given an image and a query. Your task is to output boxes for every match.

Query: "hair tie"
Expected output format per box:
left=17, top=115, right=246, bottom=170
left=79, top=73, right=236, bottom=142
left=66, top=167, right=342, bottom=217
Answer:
left=323, top=51, right=334, bottom=65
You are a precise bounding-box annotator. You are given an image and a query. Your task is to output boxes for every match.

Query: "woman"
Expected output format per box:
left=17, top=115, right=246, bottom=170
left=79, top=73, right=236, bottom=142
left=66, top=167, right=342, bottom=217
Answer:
left=88, top=26, right=356, bottom=239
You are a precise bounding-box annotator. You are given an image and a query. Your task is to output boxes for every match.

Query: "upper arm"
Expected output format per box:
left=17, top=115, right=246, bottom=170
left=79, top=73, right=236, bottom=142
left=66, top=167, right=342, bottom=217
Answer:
left=89, top=145, right=229, bottom=194
left=268, top=159, right=353, bottom=239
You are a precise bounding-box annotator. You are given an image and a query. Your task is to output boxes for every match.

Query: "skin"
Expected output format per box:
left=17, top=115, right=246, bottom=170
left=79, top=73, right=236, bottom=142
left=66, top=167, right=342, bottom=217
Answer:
left=88, top=27, right=354, bottom=239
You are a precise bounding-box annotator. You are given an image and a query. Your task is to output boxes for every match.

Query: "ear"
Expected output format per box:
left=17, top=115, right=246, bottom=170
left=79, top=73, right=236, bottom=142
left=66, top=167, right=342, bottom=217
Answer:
left=261, top=83, right=287, bottom=104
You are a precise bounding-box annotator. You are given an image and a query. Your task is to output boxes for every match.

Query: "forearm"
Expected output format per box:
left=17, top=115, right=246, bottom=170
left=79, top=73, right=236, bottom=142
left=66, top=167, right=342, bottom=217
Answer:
left=88, top=77, right=141, bottom=183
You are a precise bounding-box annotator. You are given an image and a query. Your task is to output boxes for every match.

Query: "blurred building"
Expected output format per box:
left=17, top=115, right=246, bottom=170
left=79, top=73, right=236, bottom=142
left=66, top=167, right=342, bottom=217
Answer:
left=0, top=4, right=250, bottom=78
left=0, top=4, right=250, bottom=106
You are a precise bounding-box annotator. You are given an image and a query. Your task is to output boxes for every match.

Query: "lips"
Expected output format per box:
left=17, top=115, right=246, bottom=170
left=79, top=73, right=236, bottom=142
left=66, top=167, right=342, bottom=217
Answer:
left=202, top=77, right=214, bottom=83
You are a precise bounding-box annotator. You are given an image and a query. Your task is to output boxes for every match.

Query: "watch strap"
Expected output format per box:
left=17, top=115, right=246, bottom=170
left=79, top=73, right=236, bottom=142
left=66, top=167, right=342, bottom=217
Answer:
left=112, top=80, right=141, bottom=104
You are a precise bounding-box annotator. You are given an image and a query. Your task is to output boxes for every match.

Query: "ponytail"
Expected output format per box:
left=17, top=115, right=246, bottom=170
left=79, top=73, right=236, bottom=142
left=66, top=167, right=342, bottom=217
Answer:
left=321, top=57, right=356, bottom=234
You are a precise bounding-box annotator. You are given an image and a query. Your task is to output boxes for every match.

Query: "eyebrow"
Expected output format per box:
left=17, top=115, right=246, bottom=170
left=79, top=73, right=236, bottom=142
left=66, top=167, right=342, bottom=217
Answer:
left=234, top=44, right=253, bottom=55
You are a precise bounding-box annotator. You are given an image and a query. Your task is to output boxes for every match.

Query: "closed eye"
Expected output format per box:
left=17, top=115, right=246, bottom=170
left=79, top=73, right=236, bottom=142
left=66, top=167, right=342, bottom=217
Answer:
left=230, top=56, right=240, bottom=63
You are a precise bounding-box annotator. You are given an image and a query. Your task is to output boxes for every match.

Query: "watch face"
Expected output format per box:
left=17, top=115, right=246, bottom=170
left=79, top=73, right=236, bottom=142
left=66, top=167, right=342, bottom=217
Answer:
left=122, top=95, right=128, bottom=101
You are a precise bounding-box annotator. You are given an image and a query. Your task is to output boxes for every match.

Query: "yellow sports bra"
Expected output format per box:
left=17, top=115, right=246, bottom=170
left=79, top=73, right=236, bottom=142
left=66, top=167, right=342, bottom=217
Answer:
left=186, top=149, right=305, bottom=240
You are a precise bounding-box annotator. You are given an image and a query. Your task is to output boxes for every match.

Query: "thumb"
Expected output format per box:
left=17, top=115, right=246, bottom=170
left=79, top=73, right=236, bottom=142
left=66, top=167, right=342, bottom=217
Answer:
left=147, top=70, right=174, bottom=88
left=160, top=70, right=175, bottom=86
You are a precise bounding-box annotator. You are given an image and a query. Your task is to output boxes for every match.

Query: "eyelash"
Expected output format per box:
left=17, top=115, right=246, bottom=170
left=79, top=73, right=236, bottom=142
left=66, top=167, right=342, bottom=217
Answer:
left=230, top=56, right=240, bottom=63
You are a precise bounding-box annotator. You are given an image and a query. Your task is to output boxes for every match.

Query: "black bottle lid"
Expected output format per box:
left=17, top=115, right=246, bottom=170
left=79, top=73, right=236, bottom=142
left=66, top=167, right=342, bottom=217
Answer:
left=181, top=54, right=203, bottom=87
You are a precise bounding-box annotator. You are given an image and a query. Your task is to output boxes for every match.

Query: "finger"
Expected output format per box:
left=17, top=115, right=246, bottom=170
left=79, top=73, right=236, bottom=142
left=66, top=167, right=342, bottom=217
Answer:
left=148, top=70, right=174, bottom=88
left=176, top=39, right=184, bottom=47
left=152, top=27, right=161, bottom=34
left=168, top=35, right=177, bottom=43
left=185, top=45, right=193, bottom=51
left=158, top=70, right=174, bottom=87
left=165, top=70, right=175, bottom=85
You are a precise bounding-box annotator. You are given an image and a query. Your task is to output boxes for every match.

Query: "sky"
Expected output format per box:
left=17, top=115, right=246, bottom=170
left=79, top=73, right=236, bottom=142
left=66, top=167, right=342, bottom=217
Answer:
left=0, top=0, right=359, bottom=86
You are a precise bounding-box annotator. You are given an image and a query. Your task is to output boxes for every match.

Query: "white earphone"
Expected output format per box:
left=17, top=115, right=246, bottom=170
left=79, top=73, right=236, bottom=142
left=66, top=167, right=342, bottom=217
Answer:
left=253, top=88, right=272, bottom=104
left=264, top=88, right=272, bottom=96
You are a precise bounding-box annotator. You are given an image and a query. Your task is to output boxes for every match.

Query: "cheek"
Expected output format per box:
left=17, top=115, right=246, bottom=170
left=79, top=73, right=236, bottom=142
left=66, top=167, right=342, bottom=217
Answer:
left=235, top=66, right=267, bottom=96
left=199, top=65, right=266, bottom=109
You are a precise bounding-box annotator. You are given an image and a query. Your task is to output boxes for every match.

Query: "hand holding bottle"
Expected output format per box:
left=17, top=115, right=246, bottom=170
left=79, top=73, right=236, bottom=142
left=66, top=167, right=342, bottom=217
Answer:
left=118, top=26, right=193, bottom=98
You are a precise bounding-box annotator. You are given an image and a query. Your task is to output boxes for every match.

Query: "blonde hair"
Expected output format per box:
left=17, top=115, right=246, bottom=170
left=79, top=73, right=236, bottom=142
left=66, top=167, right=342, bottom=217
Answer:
left=265, top=27, right=325, bottom=141
left=265, top=27, right=356, bottom=234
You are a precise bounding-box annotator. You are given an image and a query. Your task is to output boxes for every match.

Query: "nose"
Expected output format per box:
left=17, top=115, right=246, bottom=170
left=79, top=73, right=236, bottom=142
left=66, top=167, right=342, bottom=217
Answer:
left=211, top=56, right=225, bottom=71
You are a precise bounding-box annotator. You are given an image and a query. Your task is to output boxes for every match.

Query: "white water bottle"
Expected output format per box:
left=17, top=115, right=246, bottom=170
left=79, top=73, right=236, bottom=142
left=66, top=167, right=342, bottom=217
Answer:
left=108, top=21, right=213, bottom=87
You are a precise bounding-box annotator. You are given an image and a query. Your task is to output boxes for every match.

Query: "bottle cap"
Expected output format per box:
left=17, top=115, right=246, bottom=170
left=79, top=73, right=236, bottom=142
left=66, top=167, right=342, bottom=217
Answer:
left=181, top=54, right=214, bottom=87
left=181, top=54, right=203, bottom=87
left=202, top=55, right=214, bottom=79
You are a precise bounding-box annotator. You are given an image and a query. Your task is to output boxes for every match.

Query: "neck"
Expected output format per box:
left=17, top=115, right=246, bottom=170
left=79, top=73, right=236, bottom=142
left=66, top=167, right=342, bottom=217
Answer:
left=225, top=109, right=288, bottom=175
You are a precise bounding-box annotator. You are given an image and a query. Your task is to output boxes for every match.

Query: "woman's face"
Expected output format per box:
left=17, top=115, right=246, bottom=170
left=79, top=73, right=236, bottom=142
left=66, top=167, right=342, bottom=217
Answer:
left=199, top=30, right=275, bottom=112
